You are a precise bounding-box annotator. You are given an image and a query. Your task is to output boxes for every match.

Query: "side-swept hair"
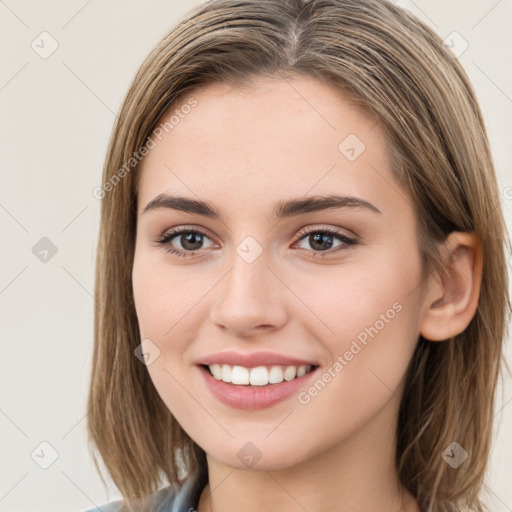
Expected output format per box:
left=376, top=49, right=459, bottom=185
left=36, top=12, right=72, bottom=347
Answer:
left=87, top=1, right=511, bottom=510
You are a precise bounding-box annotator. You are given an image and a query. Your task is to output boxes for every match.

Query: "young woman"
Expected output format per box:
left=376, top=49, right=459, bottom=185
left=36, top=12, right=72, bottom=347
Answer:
left=84, top=1, right=510, bottom=511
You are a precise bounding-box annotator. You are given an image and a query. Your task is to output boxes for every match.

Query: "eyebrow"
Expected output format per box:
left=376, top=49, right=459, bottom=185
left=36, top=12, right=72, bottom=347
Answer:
left=141, top=193, right=381, bottom=218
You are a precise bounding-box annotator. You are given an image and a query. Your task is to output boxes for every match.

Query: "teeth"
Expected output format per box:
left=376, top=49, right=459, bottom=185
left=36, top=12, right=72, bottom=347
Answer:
left=283, top=366, right=296, bottom=381
left=221, top=364, right=232, bottom=382
left=207, top=363, right=313, bottom=386
left=268, top=365, right=284, bottom=384
left=210, top=364, right=222, bottom=380
left=250, top=366, right=269, bottom=386
left=231, top=365, right=250, bottom=385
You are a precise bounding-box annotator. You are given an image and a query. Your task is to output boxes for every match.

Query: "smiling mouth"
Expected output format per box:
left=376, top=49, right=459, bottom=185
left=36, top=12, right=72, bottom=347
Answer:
left=201, top=363, right=318, bottom=387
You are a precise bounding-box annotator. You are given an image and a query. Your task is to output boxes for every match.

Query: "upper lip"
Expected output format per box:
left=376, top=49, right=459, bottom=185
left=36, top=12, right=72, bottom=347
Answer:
left=196, top=351, right=317, bottom=368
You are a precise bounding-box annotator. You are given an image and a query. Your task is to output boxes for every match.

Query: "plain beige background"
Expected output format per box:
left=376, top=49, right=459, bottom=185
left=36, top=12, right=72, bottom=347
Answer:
left=0, top=1, right=510, bottom=511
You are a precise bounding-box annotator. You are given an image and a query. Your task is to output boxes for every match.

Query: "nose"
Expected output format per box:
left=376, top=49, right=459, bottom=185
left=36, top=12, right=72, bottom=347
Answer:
left=209, top=251, right=288, bottom=338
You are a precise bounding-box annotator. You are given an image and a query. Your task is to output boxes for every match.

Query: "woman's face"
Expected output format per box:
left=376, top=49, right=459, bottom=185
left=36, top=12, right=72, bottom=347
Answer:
left=132, top=75, right=427, bottom=471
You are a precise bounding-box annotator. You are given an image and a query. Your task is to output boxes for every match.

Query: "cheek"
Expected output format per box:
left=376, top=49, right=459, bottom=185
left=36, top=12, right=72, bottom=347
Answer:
left=292, top=251, right=422, bottom=428
left=132, top=258, right=204, bottom=424
left=296, top=298, right=418, bottom=441
left=131, top=256, right=215, bottom=410
left=296, top=256, right=416, bottom=346
left=132, top=254, right=206, bottom=345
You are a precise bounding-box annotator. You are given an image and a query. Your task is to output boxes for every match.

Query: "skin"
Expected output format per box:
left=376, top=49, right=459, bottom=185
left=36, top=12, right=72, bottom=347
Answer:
left=132, top=75, right=482, bottom=512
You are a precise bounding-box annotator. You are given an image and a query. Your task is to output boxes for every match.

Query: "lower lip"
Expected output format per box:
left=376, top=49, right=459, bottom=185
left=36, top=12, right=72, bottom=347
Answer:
left=198, top=365, right=318, bottom=410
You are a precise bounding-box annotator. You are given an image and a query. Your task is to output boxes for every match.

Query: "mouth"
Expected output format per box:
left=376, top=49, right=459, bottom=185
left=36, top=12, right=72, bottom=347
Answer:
left=200, top=363, right=318, bottom=387
left=195, top=350, right=320, bottom=409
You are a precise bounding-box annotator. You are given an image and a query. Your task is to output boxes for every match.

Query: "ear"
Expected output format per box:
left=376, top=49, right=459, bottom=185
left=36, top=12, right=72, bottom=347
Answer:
left=419, top=232, right=483, bottom=342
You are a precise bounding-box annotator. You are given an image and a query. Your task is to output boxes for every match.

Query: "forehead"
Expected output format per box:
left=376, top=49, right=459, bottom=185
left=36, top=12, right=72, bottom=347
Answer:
left=136, top=76, right=402, bottom=218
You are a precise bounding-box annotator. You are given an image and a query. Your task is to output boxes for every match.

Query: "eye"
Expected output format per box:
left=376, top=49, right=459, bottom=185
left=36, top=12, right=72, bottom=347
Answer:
left=293, top=226, right=358, bottom=256
left=155, top=228, right=216, bottom=257
left=155, top=225, right=358, bottom=258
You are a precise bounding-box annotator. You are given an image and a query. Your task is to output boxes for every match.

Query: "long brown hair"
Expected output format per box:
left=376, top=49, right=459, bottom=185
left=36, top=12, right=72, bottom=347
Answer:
left=87, top=1, right=511, bottom=510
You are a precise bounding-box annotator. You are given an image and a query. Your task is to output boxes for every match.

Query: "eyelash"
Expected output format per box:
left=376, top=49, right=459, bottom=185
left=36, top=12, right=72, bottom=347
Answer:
left=154, top=226, right=358, bottom=259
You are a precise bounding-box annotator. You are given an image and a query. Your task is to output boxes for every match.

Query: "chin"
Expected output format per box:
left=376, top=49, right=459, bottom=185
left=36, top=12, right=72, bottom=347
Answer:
left=203, top=439, right=313, bottom=473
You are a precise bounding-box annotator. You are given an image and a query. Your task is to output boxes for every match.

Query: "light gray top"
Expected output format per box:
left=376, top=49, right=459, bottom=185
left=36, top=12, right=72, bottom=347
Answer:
left=82, top=471, right=206, bottom=512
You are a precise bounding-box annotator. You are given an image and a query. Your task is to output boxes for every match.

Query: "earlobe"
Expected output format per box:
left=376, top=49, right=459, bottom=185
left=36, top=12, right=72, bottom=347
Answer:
left=419, top=232, right=483, bottom=342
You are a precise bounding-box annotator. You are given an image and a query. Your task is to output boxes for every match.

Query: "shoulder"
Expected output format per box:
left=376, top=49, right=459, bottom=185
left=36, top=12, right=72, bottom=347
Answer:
left=81, top=485, right=182, bottom=512
left=82, top=498, right=124, bottom=512
left=81, top=473, right=206, bottom=512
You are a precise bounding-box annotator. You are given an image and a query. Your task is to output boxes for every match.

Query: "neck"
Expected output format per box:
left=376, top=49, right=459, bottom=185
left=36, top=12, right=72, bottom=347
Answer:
left=196, top=395, right=420, bottom=512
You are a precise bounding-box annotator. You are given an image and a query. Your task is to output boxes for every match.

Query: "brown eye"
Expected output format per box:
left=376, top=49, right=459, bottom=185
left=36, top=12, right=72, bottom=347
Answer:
left=155, top=228, right=215, bottom=256
left=294, top=227, right=357, bottom=256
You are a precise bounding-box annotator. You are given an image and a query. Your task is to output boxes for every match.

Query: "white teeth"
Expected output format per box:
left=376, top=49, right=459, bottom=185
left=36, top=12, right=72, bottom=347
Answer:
left=208, top=363, right=314, bottom=386
left=231, top=365, right=250, bottom=385
left=221, top=364, right=232, bottom=383
left=283, top=366, right=296, bottom=381
left=210, top=363, right=222, bottom=380
left=268, top=365, right=284, bottom=384
left=249, top=366, right=269, bottom=386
